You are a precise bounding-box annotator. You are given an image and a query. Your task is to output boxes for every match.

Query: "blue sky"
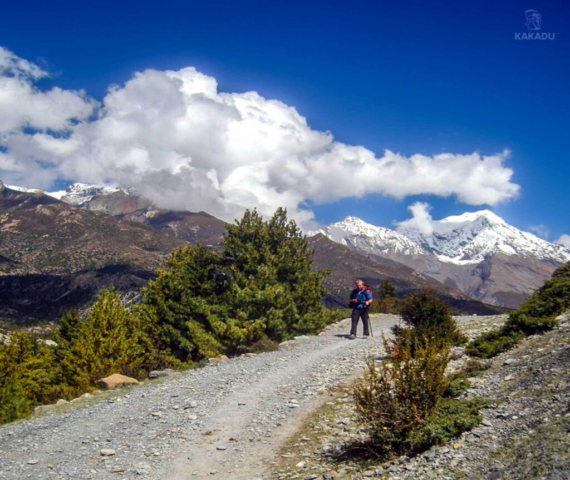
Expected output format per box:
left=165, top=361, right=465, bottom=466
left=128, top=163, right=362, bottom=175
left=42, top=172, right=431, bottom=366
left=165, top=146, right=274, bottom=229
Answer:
left=0, top=0, right=568, bottom=240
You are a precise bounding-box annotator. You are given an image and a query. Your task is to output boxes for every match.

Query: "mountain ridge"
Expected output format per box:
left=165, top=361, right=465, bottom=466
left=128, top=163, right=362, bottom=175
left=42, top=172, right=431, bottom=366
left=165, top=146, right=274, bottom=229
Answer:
left=320, top=212, right=569, bottom=308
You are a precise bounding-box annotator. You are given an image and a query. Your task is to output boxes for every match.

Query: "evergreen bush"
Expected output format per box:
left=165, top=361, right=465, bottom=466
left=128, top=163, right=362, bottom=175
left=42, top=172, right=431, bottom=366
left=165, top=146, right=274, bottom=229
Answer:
left=395, top=290, right=467, bottom=349
left=353, top=333, right=450, bottom=457
left=143, top=208, right=336, bottom=361
left=468, top=262, right=570, bottom=358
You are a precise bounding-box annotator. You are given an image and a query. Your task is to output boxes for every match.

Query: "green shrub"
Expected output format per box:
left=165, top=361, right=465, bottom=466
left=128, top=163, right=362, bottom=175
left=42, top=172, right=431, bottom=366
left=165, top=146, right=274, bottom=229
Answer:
left=552, top=262, right=570, bottom=279
left=467, top=329, right=523, bottom=358
left=353, top=333, right=450, bottom=458
left=143, top=208, right=336, bottom=361
left=0, top=333, right=60, bottom=423
left=468, top=263, right=570, bottom=358
left=443, top=375, right=471, bottom=398
left=408, top=398, right=485, bottom=450
left=395, top=290, right=467, bottom=349
left=58, top=288, right=162, bottom=396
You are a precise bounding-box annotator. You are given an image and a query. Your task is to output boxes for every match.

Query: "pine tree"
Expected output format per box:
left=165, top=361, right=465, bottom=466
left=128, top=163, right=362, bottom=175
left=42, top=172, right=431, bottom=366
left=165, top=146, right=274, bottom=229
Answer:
left=379, top=279, right=396, bottom=299
left=143, top=208, right=335, bottom=361
left=59, top=288, right=155, bottom=394
left=0, top=333, right=60, bottom=423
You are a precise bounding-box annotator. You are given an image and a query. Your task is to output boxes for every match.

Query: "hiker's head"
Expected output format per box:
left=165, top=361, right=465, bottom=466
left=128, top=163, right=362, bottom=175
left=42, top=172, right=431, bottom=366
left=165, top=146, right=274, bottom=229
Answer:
left=355, top=280, right=364, bottom=290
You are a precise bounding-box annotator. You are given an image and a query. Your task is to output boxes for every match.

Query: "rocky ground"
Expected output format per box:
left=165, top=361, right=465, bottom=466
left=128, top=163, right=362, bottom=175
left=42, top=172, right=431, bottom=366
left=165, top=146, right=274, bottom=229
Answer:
left=1, top=312, right=568, bottom=480
left=275, top=313, right=570, bottom=480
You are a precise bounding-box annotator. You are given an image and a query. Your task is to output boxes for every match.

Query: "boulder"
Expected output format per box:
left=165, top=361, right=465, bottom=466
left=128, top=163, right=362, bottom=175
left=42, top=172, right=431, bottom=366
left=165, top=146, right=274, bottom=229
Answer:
left=97, top=373, right=139, bottom=389
left=148, top=369, right=173, bottom=379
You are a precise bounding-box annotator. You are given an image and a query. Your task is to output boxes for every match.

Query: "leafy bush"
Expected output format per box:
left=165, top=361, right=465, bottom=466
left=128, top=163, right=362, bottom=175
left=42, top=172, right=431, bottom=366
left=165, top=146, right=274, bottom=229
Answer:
left=353, top=333, right=450, bottom=457
left=468, top=262, right=570, bottom=358
left=57, top=288, right=162, bottom=396
left=467, top=329, right=523, bottom=359
left=143, top=208, right=336, bottom=361
left=394, top=290, right=467, bottom=349
left=0, top=333, right=60, bottom=423
left=408, top=398, right=485, bottom=450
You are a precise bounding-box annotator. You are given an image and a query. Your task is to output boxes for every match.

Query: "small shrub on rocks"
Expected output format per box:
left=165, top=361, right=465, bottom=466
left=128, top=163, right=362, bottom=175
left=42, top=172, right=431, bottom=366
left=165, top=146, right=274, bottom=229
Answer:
left=408, top=398, right=484, bottom=450
left=467, top=329, right=523, bottom=359
left=394, top=290, right=467, bottom=350
left=353, top=333, right=450, bottom=458
left=468, top=262, right=570, bottom=358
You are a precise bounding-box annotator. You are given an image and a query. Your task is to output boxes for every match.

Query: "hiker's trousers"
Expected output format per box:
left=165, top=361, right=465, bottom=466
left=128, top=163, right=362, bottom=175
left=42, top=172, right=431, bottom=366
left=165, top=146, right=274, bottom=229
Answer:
left=350, top=308, right=370, bottom=336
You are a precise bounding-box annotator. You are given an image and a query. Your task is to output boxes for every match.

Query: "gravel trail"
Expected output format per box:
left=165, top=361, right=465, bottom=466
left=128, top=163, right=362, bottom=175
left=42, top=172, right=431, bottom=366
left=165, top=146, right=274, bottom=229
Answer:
left=0, top=314, right=399, bottom=480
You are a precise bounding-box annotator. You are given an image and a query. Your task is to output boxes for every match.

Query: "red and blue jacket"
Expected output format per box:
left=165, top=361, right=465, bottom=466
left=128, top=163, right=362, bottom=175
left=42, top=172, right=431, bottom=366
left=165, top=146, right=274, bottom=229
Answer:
left=349, top=286, right=373, bottom=310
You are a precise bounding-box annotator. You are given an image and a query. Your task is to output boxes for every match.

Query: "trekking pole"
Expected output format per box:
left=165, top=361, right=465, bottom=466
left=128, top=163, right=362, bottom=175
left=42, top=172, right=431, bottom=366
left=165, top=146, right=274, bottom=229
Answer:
left=369, top=313, right=374, bottom=338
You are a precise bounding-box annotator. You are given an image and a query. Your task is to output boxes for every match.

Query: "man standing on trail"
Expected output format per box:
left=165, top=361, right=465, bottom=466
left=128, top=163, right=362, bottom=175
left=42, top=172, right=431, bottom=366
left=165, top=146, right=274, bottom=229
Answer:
left=349, top=280, right=373, bottom=339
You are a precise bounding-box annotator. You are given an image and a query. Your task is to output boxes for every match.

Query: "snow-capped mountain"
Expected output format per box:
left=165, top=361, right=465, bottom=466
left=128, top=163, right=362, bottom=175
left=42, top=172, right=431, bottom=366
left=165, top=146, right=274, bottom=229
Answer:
left=321, top=211, right=570, bottom=308
left=46, top=183, right=128, bottom=205
left=1, top=181, right=127, bottom=205
left=398, top=210, right=570, bottom=265
left=321, top=216, right=427, bottom=256
left=322, top=211, right=570, bottom=266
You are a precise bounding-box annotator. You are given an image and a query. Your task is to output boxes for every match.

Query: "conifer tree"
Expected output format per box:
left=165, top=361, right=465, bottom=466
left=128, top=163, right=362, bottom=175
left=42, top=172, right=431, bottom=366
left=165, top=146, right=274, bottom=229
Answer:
left=379, top=279, right=396, bottom=299
left=59, top=288, right=154, bottom=394
left=143, top=208, right=335, bottom=361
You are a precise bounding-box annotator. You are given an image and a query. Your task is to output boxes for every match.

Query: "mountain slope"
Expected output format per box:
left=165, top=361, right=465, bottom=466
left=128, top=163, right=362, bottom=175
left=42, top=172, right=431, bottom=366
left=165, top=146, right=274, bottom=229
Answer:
left=0, top=181, right=184, bottom=322
left=398, top=210, right=570, bottom=265
left=54, top=184, right=227, bottom=246
left=309, top=234, right=503, bottom=314
left=321, top=213, right=570, bottom=308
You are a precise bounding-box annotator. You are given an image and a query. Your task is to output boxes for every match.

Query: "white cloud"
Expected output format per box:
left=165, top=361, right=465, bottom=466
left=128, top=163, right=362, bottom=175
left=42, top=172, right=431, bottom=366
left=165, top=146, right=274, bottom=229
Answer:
left=396, top=202, right=435, bottom=235
left=527, top=224, right=550, bottom=239
left=0, top=48, right=521, bottom=228
left=556, top=234, right=570, bottom=248
left=0, top=47, right=96, bottom=136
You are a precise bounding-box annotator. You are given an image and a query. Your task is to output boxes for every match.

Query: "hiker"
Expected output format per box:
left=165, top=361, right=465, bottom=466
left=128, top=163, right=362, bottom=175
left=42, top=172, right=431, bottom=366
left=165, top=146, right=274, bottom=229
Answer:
left=349, top=280, right=373, bottom=339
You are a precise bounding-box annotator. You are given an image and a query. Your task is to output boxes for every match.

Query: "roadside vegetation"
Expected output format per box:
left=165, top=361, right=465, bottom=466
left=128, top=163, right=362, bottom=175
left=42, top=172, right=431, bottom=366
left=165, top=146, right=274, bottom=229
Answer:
left=0, top=208, right=342, bottom=424
left=350, top=291, right=483, bottom=461
left=468, top=261, right=570, bottom=358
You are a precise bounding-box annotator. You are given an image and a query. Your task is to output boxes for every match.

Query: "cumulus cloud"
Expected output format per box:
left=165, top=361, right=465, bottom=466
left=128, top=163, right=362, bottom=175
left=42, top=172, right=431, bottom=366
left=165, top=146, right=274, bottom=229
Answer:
left=556, top=234, right=570, bottom=248
left=0, top=48, right=521, bottom=228
left=0, top=47, right=96, bottom=137
left=396, top=202, right=435, bottom=235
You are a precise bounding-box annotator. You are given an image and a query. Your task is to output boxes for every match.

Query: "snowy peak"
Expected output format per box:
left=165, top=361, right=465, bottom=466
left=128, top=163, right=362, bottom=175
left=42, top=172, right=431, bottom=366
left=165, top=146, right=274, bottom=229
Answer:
left=46, top=183, right=128, bottom=205
left=320, top=217, right=427, bottom=256
left=322, top=211, right=570, bottom=266
left=398, top=210, right=570, bottom=265
left=438, top=210, right=506, bottom=227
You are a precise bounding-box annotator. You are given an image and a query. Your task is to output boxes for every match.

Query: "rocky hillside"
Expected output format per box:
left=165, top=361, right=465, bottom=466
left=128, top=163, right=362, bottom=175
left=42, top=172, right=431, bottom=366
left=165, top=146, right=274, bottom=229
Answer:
left=53, top=184, right=227, bottom=246
left=276, top=311, right=570, bottom=479
left=0, top=182, right=184, bottom=322
left=0, top=182, right=182, bottom=275
left=321, top=213, right=570, bottom=308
